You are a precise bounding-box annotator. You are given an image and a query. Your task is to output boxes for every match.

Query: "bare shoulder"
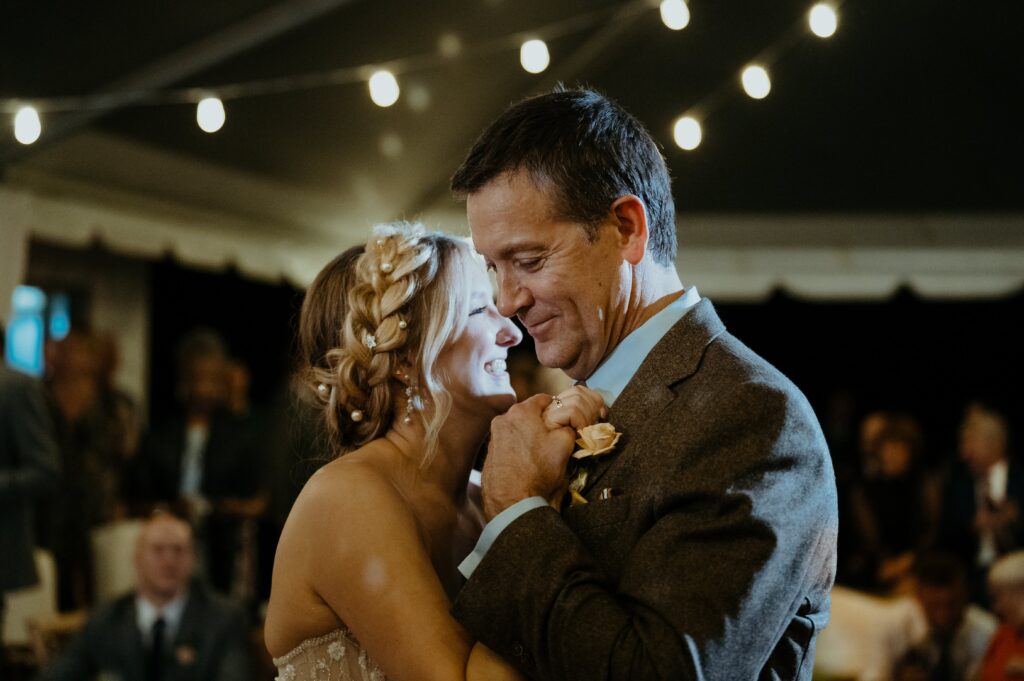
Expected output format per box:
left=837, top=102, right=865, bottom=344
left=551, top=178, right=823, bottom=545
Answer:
left=266, top=453, right=422, bottom=656
left=289, top=455, right=418, bottom=549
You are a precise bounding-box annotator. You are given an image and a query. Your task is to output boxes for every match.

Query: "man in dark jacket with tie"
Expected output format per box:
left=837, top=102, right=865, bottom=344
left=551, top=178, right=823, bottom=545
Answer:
left=41, top=512, right=250, bottom=681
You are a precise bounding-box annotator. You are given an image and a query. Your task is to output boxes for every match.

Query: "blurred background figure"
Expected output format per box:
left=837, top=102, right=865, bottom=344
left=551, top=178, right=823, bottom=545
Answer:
left=39, top=511, right=249, bottom=681
left=0, top=322, right=60, bottom=636
left=224, top=358, right=252, bottom=419
left=978, top=551, right=1024, bottom=681
left=846, top=413, right=942, bottom=593
left=96, top=332, right=141, bottom=474
left=130, top=329, right=265, bottom=597
left=848, top=552, right=995, bottom=681
left=36, top=330, right=134, bottom=611
left=941, top=403, right=1023, bottom=605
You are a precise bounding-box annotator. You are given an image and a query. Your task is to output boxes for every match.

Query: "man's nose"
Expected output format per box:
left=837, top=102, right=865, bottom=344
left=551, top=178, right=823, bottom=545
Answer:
left=496, top=273, right=530, bottom=318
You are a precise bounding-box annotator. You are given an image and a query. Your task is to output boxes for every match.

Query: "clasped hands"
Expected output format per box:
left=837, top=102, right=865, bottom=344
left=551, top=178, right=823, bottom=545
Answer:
left=480, top=386, right=607, bottom=520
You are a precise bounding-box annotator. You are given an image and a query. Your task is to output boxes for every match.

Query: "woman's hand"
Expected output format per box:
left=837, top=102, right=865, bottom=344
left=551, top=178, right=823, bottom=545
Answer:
left=541, top=385, right=607, bottom=431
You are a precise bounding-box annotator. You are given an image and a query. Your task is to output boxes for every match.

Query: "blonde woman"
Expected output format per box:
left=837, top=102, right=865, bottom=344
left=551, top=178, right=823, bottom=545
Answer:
left=264, top=223, right=602, bottom=681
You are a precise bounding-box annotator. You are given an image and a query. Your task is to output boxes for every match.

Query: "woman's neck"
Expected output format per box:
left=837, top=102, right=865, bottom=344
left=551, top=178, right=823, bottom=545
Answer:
left=382, top=401, right=490, bottom=504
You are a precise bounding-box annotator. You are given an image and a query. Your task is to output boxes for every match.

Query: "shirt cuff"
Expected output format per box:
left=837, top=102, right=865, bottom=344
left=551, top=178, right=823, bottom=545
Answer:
left=458, top=496, right=548, bottom=578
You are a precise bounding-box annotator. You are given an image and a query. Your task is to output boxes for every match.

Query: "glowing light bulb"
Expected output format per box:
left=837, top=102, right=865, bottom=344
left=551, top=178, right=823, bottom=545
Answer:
left=659, top=0, right=690, bottom=30
left=196, top=97, right=226, bottom=133
left=520, top=39, right=550, bottom=74
left=438, top=32, right=462, bottom=58
left=809, top=4, right=838, bottom=38
left=14, top=106, right=41, bottom=145
left=368, top=70, right=400, bottom=107
left=379, top=132, right=403, bottom=158
left=741, top=65, right=771, bottom=99
left=673, top=116, right=701, bottom=151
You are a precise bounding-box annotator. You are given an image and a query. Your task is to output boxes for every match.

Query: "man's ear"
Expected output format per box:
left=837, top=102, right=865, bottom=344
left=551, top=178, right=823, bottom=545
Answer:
left=610, top=195, right=649, bottom=266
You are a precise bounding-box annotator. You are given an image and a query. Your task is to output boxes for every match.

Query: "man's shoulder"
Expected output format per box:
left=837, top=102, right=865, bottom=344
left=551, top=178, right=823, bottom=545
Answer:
left=80, top=593, right=136, bottom=633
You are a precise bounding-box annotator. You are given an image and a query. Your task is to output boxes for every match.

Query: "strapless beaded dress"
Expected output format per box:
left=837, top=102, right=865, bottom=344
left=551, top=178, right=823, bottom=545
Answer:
left=273, top=628, right=388, bottom=681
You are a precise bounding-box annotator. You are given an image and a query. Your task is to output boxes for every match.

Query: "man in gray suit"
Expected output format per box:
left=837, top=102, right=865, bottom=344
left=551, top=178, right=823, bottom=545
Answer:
left=41, top=512, right=249, bottom=681
left=1, top=323, right=60, bottom=630
left=452, top=88, right=838, bottom=679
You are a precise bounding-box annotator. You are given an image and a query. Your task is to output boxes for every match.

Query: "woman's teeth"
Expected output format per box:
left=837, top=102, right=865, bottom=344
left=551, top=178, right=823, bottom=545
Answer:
left=484, top=359, right=507, bottom=376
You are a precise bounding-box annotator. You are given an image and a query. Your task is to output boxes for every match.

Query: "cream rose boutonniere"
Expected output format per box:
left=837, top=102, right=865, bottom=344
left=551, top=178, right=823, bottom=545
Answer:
left=567, top=422, right=622, bottom=506
left=573, top=422, right=622, bottom=459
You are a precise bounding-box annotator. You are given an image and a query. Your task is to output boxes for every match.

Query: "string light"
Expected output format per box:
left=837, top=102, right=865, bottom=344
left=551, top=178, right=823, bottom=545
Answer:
left=438, top=32, right=462, bottom=58
left=741, top=65, right=771, bottom=99
left=368, top=70, right=400, bottom=107
left=808, top=3, right=838, bottom=38
left=3, top=1, right=846, bottom=158
left=673, top=116, right=702, bottom=150
left=196, top=97, right=226, bottom=133
left=379, top=132, right=404, bottom=158
left=520, top=39, right=550, bottom=74
left=13, top=106, right=41, bottom=145
left=659, top=0, right=690, bottom=31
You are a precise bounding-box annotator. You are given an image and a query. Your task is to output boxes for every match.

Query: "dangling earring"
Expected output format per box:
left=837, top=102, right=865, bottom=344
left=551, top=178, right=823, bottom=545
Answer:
left=403, top=385, right=416, bottom=424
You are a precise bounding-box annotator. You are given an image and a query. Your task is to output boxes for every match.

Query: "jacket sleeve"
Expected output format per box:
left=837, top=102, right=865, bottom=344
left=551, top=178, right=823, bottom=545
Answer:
left=452, top=382, right=837, bottom=681
left=0, top=374, right=59, bottom=501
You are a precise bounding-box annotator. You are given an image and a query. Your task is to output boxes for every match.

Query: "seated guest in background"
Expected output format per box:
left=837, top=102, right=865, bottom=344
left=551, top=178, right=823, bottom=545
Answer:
left=941, top=403, right=1023, bottom=604
left=41, top=512, right=249, bottom=681
left=848, top=415, right=942, bottom=593
left=857, top=552, right=996, bottom=681
left=978, top=551, right=1024, bottom=681
left=0, top=322, right=60, bottom=632
left=131, top=329, right=264, bottom=595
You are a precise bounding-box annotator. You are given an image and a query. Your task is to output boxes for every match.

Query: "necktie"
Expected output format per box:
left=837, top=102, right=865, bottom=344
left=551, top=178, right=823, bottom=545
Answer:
left=149, top=617, right=166, bottom=681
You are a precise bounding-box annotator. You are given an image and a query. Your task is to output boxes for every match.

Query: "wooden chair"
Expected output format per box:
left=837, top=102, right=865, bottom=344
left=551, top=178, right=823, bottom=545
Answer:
left=27, top=611, right=87, bottom=669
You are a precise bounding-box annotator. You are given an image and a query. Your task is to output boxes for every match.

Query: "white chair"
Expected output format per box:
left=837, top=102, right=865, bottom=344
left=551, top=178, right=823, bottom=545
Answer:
left=813, top=585, right=925, bottom=681
left=90, top=519, right=143, bottom=602
left=2, top=549, right=58, bottom=648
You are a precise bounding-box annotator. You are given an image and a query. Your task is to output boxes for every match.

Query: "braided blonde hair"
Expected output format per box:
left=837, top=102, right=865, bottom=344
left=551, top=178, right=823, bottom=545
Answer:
left=298, top=222, right=473, bottom=465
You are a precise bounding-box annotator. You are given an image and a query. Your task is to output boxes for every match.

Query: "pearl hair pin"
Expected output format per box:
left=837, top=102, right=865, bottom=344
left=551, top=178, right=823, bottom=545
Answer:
left=380, top=262, right=393, bottom=273
left=350, top=410, right=364, bottom=422
left=398, top=319, right=407, bottom=329
left=317, top=383, right=330, bottom=398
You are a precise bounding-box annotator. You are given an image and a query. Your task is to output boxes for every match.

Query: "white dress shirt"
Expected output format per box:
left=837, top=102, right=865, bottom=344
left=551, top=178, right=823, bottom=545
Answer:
left=459, top=286, right=702, bottom=578
left=136, top=591, right=188, bottom=646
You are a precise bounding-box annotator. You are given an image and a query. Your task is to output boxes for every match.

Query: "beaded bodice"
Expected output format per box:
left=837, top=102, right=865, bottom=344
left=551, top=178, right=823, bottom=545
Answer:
left=273, top=628, right=388, bottom=681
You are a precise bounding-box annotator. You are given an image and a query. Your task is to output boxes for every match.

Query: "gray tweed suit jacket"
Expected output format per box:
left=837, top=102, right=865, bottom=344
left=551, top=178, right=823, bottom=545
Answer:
left=453, top=299, right=838, bottom=680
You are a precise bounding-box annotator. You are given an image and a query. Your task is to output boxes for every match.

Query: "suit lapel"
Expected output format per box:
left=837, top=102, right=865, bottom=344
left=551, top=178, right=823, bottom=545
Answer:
left=171, top=590, right=204, bottom=680
left=580, top=299, right=726, bottom=494
left=118, top=597, right=147, bottom=681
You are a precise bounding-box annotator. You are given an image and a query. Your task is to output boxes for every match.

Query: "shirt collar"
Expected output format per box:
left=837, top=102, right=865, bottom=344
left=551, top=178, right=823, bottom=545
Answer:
left=136, top=590, right=189, bottom=639
left=585, top=286, right=701, bottom=407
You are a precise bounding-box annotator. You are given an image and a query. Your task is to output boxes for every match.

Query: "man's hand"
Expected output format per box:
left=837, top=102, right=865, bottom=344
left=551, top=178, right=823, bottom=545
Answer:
left=481, top=394, right=578, bottom=520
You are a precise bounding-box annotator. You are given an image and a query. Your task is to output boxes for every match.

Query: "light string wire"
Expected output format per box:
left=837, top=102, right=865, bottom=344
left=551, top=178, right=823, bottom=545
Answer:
left=2, top=1, right=843, bottom=150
